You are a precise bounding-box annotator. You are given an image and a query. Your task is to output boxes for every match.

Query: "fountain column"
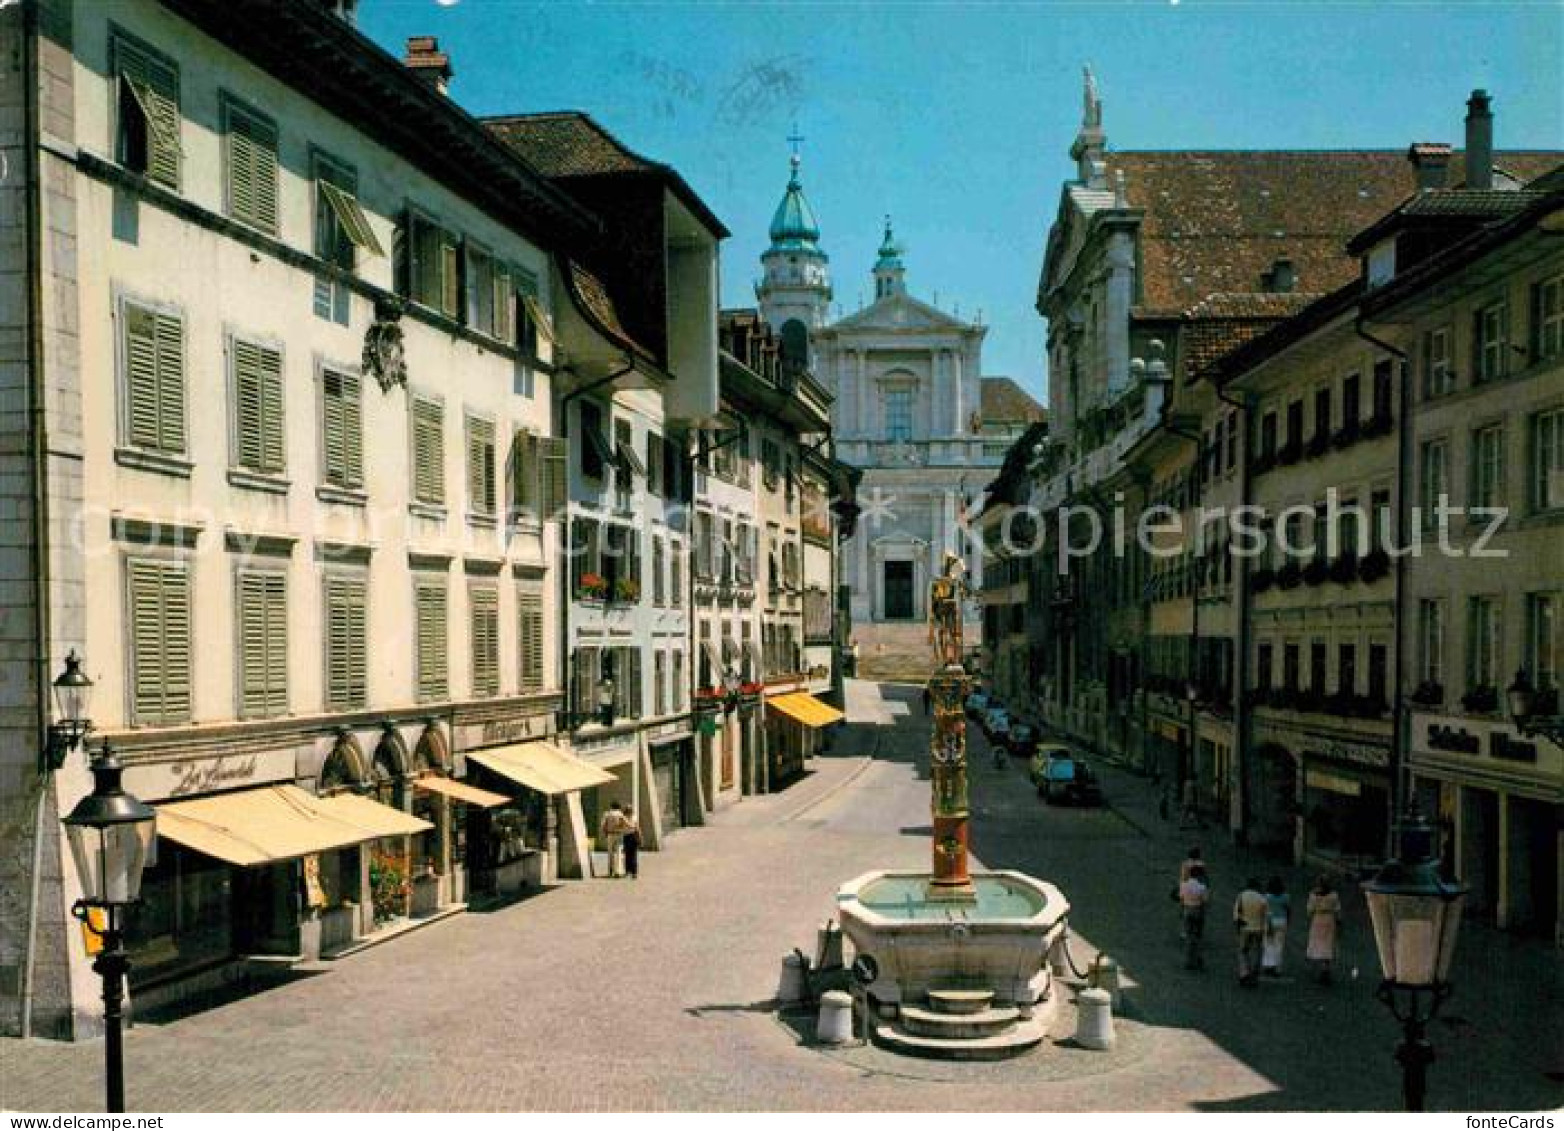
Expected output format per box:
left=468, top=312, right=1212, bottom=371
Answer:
left=926, top=554, right=976, bottom=901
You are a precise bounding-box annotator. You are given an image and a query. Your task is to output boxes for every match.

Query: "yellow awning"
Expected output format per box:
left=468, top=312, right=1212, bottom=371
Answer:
left=415, top=774, right=510, bottom=808
left=155, top=785, right=432, bottom=868
left=767, top=692, right=845, bottom=728
left=464, top=741, right=616, bottom=796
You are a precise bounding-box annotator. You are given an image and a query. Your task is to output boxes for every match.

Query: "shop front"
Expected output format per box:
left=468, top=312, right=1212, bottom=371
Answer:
left=464, top=738, right=617, bottom=884
left=649, top=731, right=698, bottom=833
left=764, top=690, right=845, bottom=788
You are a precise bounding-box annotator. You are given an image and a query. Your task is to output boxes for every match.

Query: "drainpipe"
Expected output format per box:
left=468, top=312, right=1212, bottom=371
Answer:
left=1354, top=316, right=1413, bottom=853
left=21, top=0, right=53, bottom=1041
left=1216, top=384, right=1252, bottom=845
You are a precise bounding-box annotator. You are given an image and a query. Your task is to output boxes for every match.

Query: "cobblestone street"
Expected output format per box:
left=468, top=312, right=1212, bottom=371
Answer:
left=3, top=681, right=1560, bottom=1112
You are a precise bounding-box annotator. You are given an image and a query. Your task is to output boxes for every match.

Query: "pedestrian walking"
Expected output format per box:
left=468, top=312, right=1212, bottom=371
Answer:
left=1305, top=875, right=1341, bottom=984
left=1179, top=846, right=1203, bottom=883
left=622, top=807, right=642, bottom=880
left=1234, top=877, right=1267, bottom=987
left=1261, top=875, right=1290, bottom=977
left=598, top=802, right=628, bottom=878
left=1179, top=864, right=1210, bottom=970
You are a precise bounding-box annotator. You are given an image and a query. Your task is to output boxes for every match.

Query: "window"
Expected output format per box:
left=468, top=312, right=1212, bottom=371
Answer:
left=1372, top=360, right=1394, bottom=422
left=403, top=211, right=460, bottom=318
left=1423, top=326, right=1454, bottom=399
left=611, top=647, right=642, bottom=717
left=613, top=418, right=640, bottom=509
left=761, top=438, right=780, bottom=488
left=646, top=431, right=664, bottom=497
left=1371, top=488, right=1392, bottom=554
left=466, top=415, right=497, bottom=521
left=652, top=535, right=666, bottom=605
left=1531, top=408, right=1564, bottom=512
left=1283, top=643, right=1300, bottom=692
left=230, top=337, right=285, bottom=476
left=324, top=574, right=367, bottom=711
left=314, top=154, right=381, bottom=269
left=221, top=96, right=278, bottom=234
left=464, top=243, right=499, bottom=337
left=1310, top=640, right=1327, bottom=692
left=411, top=397, right=445, bottom=507
left=1420, top=439, right=1449, bottom=530
left=1285, top=400, right=1303, bottom=453
left=1338, top=643, right=1357, bottom=697
left=1259, top=412, right=1277, bottom=460
left=508, top=432, right=566, bottom=523
left=1418, top=599, right=1444, bottom=688
left=672, top=648, right=685, bottom=711
left=1467, top=596, right=1500, bottom=690
left=515, top=268, right=544, bottom=359
left=1341, top=373, right=1361, bottom=431
left=316, top=368, right=365, bottom=492
left=1313, top=387, right=1331, bottom=444
left=415, top=580, right=448, bottom=701
left=236, top=569, right=288, bottom=718
left=1256, top=642, right=1273, bottom=692
left=1536, top=277, right=1564, bottom=362
left=470, top=586, right=500, bottom=698
left=694, top=511, right=714, bottom=579
left=884, top=388, right=913, bottom=442
left=111, top=32, right=181, bottom=190
left=579, top=401, right=610, bottom=481
left=572, top=516, right=602, bottom=598
left=126, top=558, right=191, bottom=725
left=517, top=581, right=545, bottom=692
left=120, top=301, right=186, bottom=457
left=1471, top=424, right=1506, bottom=510
left=1527, top=593, right=1558, bottom=691
left=1368, top=643, right=1388, bottom=705
left=1226, top=410, right=1239, bottom=469
left=669, top=540, right=683, bottom=608
left=654, top=650, right=667, bottom=716
left=1475, top=301, right=1510, bottom=383
left=571, top=647, right=599, bottom=719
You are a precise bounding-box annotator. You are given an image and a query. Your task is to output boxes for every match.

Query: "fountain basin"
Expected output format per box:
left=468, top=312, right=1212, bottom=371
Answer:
left=836, top=869, right=1070, bottom=1015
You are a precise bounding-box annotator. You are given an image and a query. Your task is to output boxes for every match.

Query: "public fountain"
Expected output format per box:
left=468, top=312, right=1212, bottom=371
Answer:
left=834, top=552, right=1072, bottom=1058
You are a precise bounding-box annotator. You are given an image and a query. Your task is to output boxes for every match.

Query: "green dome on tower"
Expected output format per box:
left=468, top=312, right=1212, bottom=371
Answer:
left=767, top=154, right=825, bottom=255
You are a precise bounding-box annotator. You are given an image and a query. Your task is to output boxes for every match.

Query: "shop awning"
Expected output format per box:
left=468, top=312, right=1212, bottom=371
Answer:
left=465, top=741, right=616, bottom=796
left=414, top=775, right=511, bottom=808
left=767, top=692, right=845, bottom=728
left=155, top=785, right=432, bottom=868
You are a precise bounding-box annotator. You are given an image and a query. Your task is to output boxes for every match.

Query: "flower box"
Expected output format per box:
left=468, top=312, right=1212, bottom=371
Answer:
left=1358, top=549, right=1390, bottom=584
left=1461, top=685, right=1499, bottom=715
left=576, top=572, right=608, bottom=601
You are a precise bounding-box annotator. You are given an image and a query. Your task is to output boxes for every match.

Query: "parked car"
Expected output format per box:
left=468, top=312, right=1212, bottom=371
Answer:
left=1004, top=720, right=1038, bottom=756
left=1029, top=745, right=1103, bottom=805
left=982, top=705, right=1011, bottom=741
left=965, top=690, right=990, bottom=718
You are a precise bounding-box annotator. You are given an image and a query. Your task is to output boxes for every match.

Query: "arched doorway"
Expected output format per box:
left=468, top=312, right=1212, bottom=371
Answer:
left=320, top=733, right=366, bottom=794
left=369, top=730, right=411, bottom=923
left=410, top=723, right=449, bottom=879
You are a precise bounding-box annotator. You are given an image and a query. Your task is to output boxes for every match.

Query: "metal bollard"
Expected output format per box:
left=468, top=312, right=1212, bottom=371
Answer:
left=817, top=990, right=854, bottom=1045
left=1074, top=986, right=1115, bottom=1050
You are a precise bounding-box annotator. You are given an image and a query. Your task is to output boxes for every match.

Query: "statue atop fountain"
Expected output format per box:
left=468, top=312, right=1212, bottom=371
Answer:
left=926, top=553, right=976, bottom=901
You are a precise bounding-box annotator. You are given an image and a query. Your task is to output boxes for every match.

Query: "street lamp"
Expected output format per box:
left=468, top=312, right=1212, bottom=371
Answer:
left=1505, top=668, right=1563, bottom=746
left=44, top=651, right=95, bottom=771
left=1362, top=807, right=1466, bottom=1112
left=61, top=742, right=155, bottom=1114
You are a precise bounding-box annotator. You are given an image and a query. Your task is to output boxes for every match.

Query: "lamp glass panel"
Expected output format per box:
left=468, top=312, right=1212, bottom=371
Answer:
left=1386, top=892, right=1442, bottom=986
left=1364, top=886, right=1397, bottom=979
left=1435, top=891, right=1466, bottom=982
left=65, top=823, right=106, bottom=905
left=54, top=677, right=90, bottom=728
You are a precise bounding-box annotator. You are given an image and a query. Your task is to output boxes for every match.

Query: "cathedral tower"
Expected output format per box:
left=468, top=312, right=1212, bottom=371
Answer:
left=757, top=146, right=832, bottom=374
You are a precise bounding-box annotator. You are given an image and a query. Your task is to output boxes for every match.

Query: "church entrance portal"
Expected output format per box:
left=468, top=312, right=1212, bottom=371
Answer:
left=883, top=560, right=914, bottom=620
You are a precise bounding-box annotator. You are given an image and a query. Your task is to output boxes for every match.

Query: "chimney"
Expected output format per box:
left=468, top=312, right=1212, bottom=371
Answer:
left=403, top=36, right=453, bottom=96
left=1407, top=142, right=1452, bottom=191
left=1465, top=89, right=1493, bottom=190
left=1264, top=257, right=1296, bottom=294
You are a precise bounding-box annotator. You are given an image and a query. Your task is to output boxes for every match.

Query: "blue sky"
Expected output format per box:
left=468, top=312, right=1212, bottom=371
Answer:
left=360, top=1, right=1563, bottom=403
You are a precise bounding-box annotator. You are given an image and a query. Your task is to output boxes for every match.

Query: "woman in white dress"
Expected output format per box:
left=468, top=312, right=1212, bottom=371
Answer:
left=1305, top=875, right=1342, bottom=984
left=1261, top=875, right=1290, bottom=976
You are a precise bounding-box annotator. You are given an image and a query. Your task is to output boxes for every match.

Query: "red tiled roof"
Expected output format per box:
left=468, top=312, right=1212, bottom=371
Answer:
left=980, top=377, right=1047, bottom=423
left=563, top=259, right=652, bottom=360
left=1180, top=292, right=1321, bottom=381
left=1104, top=150, right=1563, bottom=316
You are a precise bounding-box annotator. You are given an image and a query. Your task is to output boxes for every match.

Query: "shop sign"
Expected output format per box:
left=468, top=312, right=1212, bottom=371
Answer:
left=128, top=748, right=294, bottom=801
left=1305, top=769, right=1362, bottom=796
left=1490, top=733, right=1538, bottom=763
left=1427, top=724, right=1481, bottom=755
left=477, top=714, right=549, bottom=746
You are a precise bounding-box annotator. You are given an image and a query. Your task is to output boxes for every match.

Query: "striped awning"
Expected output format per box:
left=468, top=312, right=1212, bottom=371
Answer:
left=766, top=692, right=845, bottom=728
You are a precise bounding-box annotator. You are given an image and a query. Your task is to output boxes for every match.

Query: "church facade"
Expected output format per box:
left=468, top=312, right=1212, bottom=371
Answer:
left=757, top=155, right=1039, bottom=678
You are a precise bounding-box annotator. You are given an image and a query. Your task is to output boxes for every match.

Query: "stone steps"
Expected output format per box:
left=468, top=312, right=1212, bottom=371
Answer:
left=873, top=1014, right=1048, bottom=1061
left=898, top=1003, right=1021, bottom=1040
left=926, top=988, right=994, bottom=1015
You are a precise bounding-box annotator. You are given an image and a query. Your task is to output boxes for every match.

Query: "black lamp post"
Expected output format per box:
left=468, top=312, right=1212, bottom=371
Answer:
left=1362, top=807, right=1466, bottom=1111
left=44, top=650, right=95, bottom=771
left=61, top=742, right=156, bottom=1114
left=1506, top=668, right=1563, bottom=746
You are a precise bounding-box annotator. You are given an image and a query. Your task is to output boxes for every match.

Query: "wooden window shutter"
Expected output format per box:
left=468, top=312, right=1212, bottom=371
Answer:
left=517, top=583, right=544, bottom=692
left=538, top=436, right=567, bottom=519
left=115, top=37, right=182, bottom=189
left=124, top=304, right=163, bottom=451
left=325, top=575, right=367, bottom=710
left=413, top=399, right=445, bottom=505
left=226, top=101, right=278, bottom=233
left=129, top=558, right=191, bottom=725
left=470, top=587, right=499, bottom=698
left=322, top=369, right=362, bottom=489
left=238, top=571, right=287, bottom=717
left=467, top=418, right=496, bottom=516
left=416, top=581, right=448, bottom=701
left=440, top=229, right=461, bottom=320
left=510, top=431, right=539, bottom=520
left=233, top=339, right=284, bottom=473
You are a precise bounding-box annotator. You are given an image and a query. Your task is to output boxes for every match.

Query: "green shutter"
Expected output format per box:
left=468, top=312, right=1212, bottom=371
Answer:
left=325, top=575, right=367, bottom=710
left=440, top=231, right=461, bottom=319
left=232, top=339, right=284, bottom=474
left=318, top=180, right=384, bottom=257
left=412, top=399, right=445, bottom=505
left=322, top=369, right=362, bottom=489
left=416, top=581, right=448, bottom=701
left=115, top=37, right=182, bottom=189
left=124, top=305, right=161, bottom=450
left=467, top=418, right=496, bottom=517
left=538, top=436, right=567, bottom=519
left=470, top=587, right=499, bottom=698
left=238, top=571, right=287, bottom=717
left=129, top=558, right=191, bottom=725
left=510, top=431, right=538, bottom=519
left=226, top=100, right=278, bottom=233
left=518, top=583, right=544, bottom=692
